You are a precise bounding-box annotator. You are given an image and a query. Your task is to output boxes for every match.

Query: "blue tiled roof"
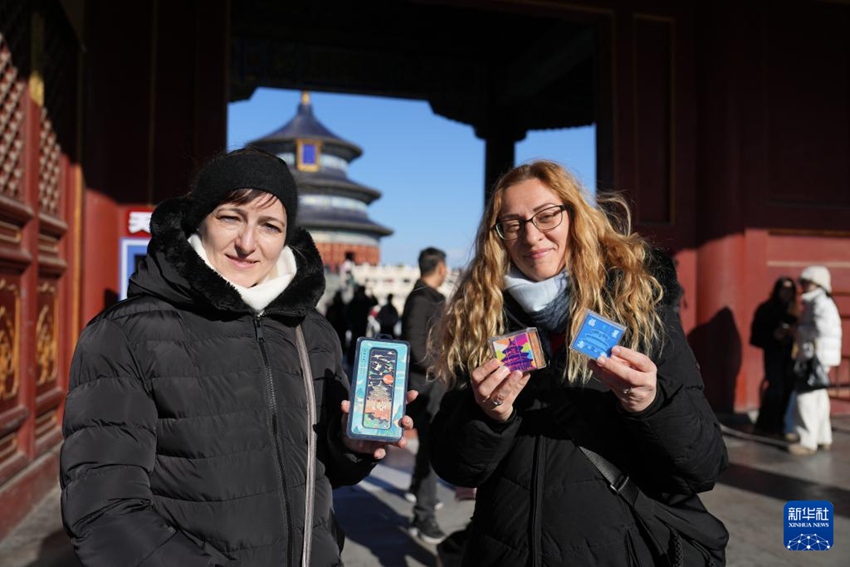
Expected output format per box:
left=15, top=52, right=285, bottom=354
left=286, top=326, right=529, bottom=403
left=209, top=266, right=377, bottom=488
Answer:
left=250, top=97, right=362, bottom=159
left=292, top=171, right=381, bottom=203
left=299, top=216, right=393, bottom=237
left=298, top=201, right=393, bottom=236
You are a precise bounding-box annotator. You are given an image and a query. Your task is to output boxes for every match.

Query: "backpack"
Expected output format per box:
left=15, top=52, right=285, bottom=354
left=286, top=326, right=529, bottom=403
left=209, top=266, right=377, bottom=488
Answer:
left=376, top=304, right=398, bottom=328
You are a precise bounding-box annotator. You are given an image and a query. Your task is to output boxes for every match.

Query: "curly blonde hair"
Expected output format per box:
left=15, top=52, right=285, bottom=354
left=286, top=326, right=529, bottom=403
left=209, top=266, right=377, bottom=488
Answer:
left=433, top=160, right=665, bottom=388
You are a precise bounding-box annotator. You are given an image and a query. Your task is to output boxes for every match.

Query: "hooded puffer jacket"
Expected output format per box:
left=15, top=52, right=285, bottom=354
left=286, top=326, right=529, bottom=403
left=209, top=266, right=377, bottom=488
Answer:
left=430, top=253, right=728, bottom=566
left=796, top=286, right=842, bottom=368
left=60, top=196, right=375, bottom=566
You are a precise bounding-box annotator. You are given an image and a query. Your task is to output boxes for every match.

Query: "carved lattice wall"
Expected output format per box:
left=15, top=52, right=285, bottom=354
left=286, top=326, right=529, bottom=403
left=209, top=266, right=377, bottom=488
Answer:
left=0, top=0, right=78, bottom=486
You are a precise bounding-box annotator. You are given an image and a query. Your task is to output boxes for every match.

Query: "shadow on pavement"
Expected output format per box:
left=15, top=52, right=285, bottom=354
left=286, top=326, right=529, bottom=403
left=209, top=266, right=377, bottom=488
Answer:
left=717, top=462, right=850, bottom=518
left=28, top=530, right=81, bottom=567
left=335, top=478, right=436, bottom=567
left=0, top=528, right=80, bottom=567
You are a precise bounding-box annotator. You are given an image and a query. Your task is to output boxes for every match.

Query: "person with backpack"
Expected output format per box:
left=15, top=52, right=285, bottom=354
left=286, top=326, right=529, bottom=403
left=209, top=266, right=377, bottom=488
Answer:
left=376, top=293, right=400, bottom=337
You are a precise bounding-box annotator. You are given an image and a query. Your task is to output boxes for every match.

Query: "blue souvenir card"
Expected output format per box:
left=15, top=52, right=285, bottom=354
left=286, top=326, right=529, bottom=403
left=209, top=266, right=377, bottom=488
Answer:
left=347, top=337, right=410, bottom=442
left=570, top=309, right=626, bottom=359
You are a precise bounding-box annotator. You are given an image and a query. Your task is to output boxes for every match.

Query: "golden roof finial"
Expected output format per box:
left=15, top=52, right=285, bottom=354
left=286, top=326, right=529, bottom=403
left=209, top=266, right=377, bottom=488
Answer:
left=301, top=91, right=311, bottom=105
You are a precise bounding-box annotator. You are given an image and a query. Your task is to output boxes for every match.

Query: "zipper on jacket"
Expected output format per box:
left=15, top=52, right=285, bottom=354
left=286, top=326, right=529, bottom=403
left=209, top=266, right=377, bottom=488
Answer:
left=530, top=435, right=544, bottom=567
left=254, top=316, right=296, bottom=567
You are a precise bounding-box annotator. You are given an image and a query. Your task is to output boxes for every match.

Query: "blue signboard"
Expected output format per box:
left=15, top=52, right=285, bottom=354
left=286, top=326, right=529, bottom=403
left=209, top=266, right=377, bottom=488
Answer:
left=119, top=237, right=150, bottom=300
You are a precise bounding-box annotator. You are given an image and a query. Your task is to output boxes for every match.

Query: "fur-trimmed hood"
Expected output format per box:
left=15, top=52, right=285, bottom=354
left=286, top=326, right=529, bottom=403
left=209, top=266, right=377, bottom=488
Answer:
left=127, top=196, right=325, bottom=318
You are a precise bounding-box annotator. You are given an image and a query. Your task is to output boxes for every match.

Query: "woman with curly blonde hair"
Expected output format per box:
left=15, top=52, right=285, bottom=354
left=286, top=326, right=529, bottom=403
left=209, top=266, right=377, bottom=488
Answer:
left=429, top=160, right=728, bottom=566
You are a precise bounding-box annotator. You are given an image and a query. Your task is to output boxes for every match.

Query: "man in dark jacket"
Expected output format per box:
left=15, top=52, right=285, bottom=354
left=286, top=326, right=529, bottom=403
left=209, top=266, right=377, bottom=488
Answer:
left=401, top=247, right=448, bottom=544
left=60, top=149, right=412, bottom=566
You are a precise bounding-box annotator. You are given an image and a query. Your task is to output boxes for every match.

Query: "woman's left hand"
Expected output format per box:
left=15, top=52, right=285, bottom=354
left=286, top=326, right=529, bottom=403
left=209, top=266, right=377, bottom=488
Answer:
left=587, top=346, right=657, bottom=413
left=339, top=390, right=419, bottom=459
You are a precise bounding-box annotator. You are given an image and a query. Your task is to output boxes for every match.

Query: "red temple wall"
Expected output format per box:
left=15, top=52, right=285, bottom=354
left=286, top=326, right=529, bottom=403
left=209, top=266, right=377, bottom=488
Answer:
left=581, top=0, right=850, bottom=412
left=0, top=2, right=82, bottom=539
left=317, top=242, right=380, bottom=273
left=81, top=0, right=228, bottom=325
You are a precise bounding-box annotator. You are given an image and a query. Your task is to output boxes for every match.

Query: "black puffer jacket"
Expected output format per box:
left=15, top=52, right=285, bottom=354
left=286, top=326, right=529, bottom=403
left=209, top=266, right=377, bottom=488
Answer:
left=60, top=197, right=375, bottom=566
left=430, top=256, right=728, bottom=566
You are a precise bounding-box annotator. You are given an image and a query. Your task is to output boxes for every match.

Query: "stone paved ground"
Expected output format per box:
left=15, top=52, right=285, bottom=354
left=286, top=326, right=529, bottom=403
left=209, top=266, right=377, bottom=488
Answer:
left=2, top=417, right=849, bottom=567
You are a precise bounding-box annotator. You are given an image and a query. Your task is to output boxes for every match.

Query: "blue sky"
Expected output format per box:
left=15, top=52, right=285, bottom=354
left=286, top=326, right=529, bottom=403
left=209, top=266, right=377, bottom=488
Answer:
left=228, top=88, right=596, bottom=268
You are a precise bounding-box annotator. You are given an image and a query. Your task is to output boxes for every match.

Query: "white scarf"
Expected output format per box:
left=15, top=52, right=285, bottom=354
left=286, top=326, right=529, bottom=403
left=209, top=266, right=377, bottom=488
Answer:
left=188, top=234, right=297, bottom=313
left=503, top=267, right=571, bottom=332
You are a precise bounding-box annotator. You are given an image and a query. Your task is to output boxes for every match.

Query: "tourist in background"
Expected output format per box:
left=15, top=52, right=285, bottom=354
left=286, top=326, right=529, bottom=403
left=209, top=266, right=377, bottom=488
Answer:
left=346, top=284, right=378, bottom=364
left=402, top=247, right=449, bottom=544
left=376, top=293, right=400, bottom=337
left=324, top=289, right=349, bottom=353
left=787, top=265, right=842, bottom=456
left=749, top=276, right=798, bottom=436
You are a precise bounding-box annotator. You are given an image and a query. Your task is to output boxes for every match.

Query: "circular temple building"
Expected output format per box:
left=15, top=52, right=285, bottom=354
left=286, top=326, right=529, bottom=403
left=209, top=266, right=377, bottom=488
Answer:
left=248, top=92, right=392, bottom=271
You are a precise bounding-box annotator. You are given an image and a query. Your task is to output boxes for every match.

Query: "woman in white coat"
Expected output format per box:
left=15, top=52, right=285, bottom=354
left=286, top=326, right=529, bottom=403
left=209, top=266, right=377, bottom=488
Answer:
left=788, top=265, right=842, bottom=455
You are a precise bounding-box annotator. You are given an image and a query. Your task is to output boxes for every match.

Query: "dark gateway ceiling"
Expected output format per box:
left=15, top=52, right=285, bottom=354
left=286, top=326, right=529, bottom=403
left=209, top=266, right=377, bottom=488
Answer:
left=230, top=0, right=597, bottom=141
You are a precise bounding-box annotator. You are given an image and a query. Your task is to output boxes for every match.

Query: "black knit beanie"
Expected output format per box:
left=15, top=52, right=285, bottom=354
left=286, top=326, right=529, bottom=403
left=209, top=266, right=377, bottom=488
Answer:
left=186, top=149, right=299, bottom=241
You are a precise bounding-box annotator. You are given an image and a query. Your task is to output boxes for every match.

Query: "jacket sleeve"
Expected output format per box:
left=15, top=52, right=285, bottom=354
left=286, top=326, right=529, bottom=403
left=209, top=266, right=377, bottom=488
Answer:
left=620, top=303, right=729, bottom=495
left=322, top=419, right=379, bottom=487
left=315, top=330, right=378, bottom=487
left=60, top=318, right=215, bottom=567
left=806, top=296, right=843, bottom=367
left=429, top=386, right=522, bottom=487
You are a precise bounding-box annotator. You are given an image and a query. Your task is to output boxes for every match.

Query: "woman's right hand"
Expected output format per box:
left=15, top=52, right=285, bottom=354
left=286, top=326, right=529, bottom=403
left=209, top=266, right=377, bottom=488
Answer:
left=470, top=359, right=530, bottom=422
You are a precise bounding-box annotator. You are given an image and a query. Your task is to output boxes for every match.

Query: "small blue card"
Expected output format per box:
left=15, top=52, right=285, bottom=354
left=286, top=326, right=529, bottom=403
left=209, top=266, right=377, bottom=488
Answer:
left=570, top=309, right=626, bottom=359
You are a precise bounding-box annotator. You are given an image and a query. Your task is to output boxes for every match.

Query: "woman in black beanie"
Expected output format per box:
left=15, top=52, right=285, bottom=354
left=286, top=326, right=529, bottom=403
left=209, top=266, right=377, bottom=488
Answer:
left=60, top=148, right=414, bottom=566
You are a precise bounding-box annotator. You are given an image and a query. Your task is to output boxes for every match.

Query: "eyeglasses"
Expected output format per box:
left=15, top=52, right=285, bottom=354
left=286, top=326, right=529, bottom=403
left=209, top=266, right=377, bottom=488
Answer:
left=493, top=205, right=568, bottom=241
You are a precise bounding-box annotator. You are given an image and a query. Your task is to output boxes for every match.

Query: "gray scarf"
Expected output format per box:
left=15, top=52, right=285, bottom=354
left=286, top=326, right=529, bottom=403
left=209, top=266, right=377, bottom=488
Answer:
left=503, top=268, right=570, bottom=333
